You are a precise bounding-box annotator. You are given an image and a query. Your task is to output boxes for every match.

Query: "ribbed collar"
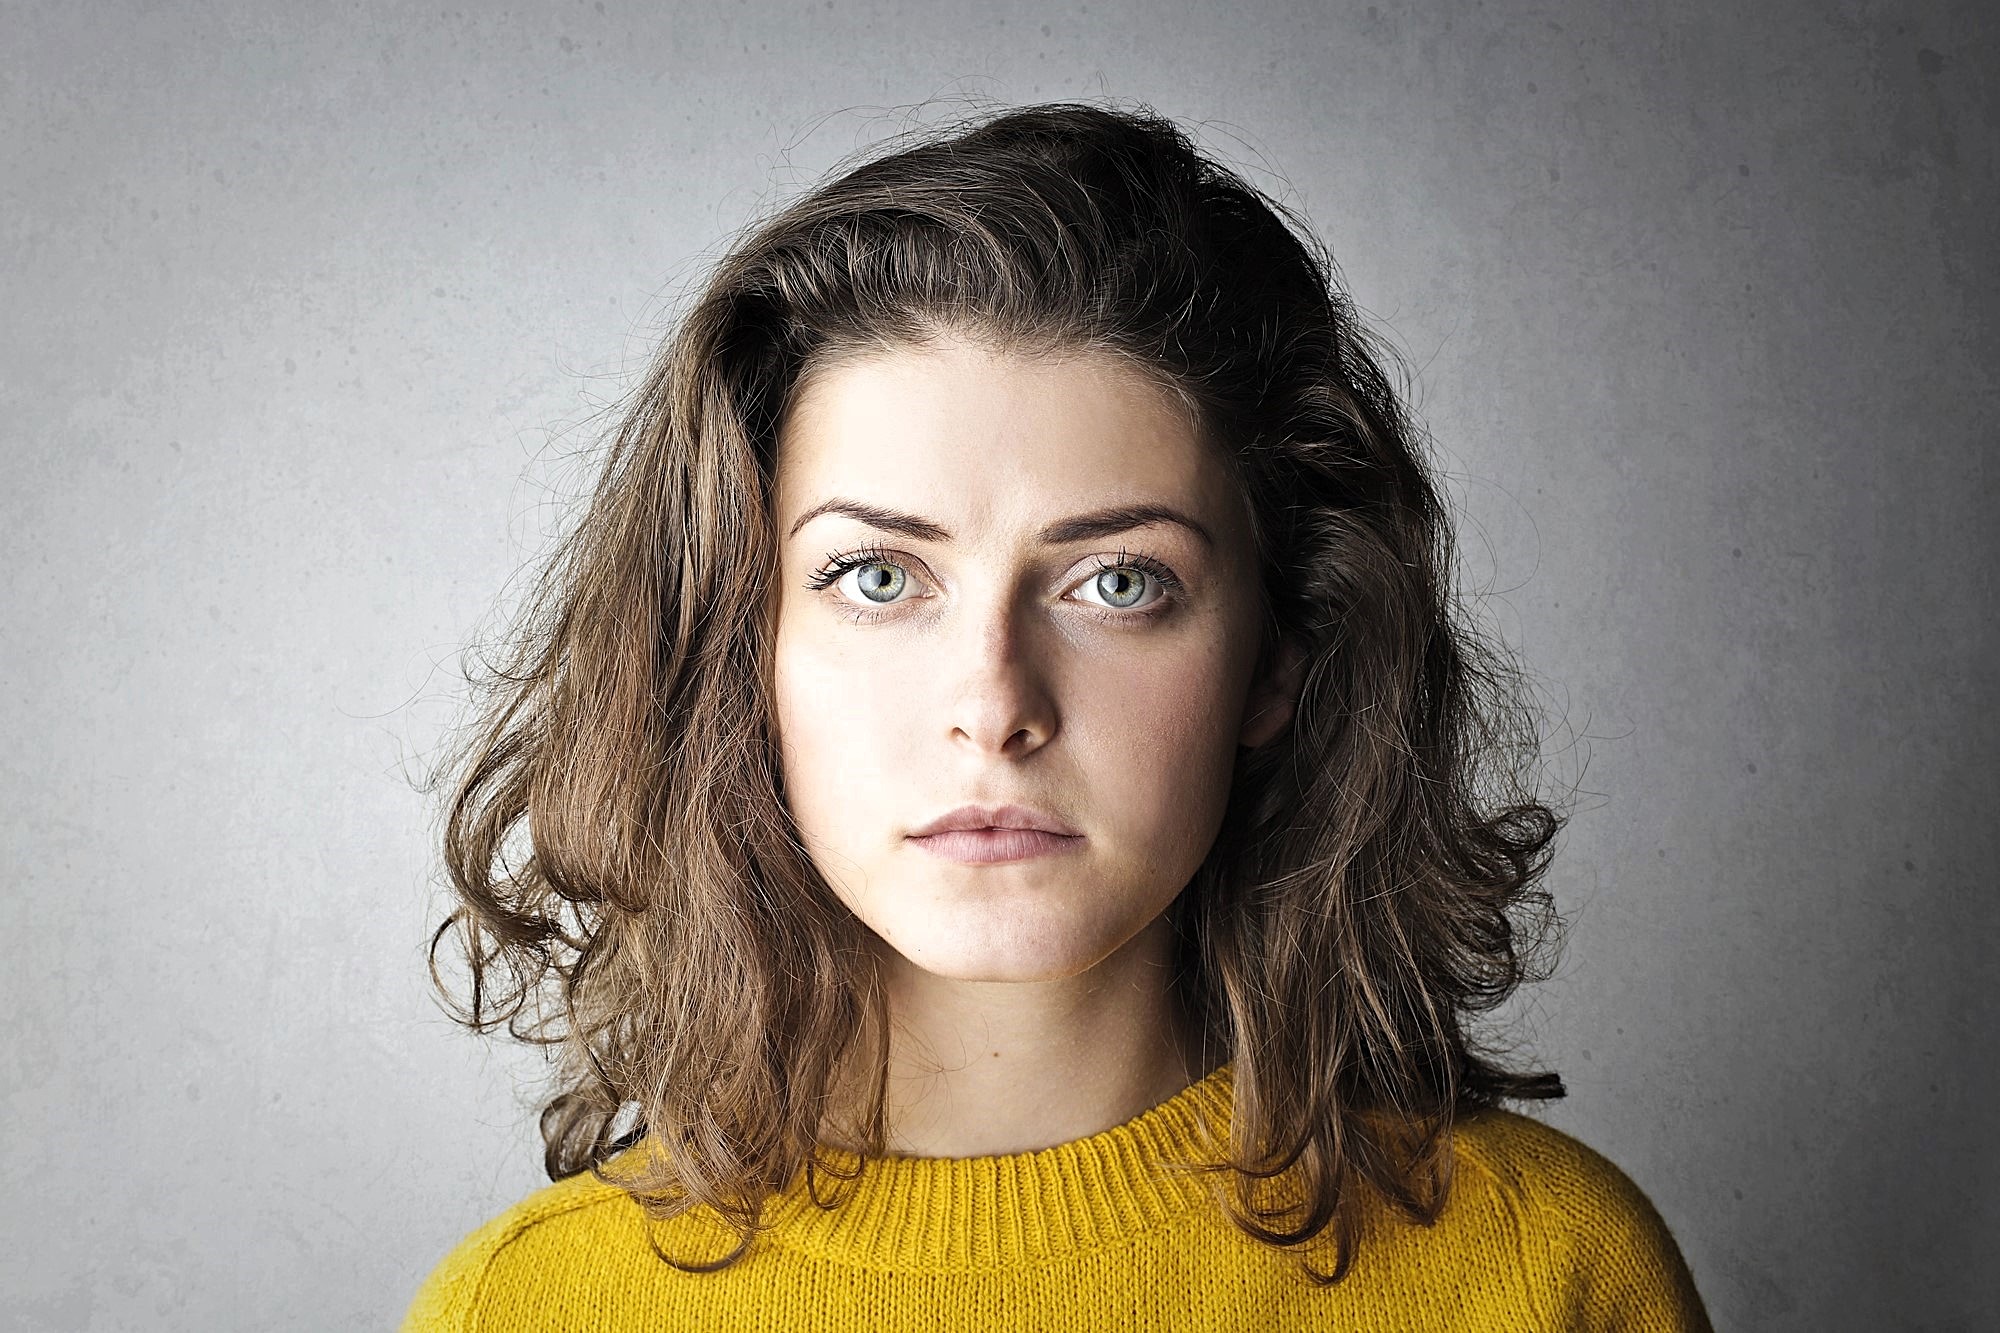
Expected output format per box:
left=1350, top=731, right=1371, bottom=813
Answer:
left=749, top=1060, right=1238, bottom=1271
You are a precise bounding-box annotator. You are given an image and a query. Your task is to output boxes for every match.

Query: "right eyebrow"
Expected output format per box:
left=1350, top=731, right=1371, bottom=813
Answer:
left=787, top=497, right=1214, bottom=550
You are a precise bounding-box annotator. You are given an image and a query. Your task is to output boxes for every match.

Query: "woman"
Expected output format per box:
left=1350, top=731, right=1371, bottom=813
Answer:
left=403, top=100, right=1713, bottom=1330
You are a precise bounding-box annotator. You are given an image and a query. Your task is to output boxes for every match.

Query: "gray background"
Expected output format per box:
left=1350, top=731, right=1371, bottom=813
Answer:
left=3, top=1, right=1993, bottom=1328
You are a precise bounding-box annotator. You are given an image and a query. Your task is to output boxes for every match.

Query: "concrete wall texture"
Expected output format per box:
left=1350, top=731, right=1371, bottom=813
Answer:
left=3, top=1, right=1993, bottom=1328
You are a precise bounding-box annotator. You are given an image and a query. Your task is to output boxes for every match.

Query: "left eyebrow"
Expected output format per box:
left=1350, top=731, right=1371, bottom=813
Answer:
left=787, top=497, right=1214, bottom=551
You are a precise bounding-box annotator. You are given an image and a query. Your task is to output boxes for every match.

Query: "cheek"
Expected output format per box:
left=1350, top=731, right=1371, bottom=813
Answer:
left=1073, top=635, right=1247, bottom=862
left=771, top=619, right=903, bottom=855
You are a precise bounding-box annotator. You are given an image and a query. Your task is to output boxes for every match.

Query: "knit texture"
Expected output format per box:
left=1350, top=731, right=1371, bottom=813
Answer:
left=401, top=1063, right=1713, bottom=1331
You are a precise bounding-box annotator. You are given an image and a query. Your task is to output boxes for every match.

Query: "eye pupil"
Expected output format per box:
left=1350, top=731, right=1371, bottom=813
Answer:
left=857, top=563, right=904, bottom=603
left=1097, top=568, right=1145, bottom=608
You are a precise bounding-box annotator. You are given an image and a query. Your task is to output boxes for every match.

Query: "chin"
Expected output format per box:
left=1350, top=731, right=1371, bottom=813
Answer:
left=873, top=906, right=1132, bottom=984
left=903, top=951, right=1097, bottom=984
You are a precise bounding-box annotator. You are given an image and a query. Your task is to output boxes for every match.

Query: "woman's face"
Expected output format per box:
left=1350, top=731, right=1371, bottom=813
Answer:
left=769, top=334, right=1295, bottom=983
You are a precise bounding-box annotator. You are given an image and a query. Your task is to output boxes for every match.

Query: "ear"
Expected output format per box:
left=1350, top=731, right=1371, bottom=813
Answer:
left=1239, top=636, right=1306, bottom=750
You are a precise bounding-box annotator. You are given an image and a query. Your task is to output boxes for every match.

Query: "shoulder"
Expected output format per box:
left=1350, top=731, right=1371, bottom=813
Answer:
left=1443, top=1107, right=1715, bottom=1332
left=400, top=1169, right=626, bottom=1332
left=1451, top=1106, right=1669, bottom=1233
left=401, top=1156, right=735, bottom=1333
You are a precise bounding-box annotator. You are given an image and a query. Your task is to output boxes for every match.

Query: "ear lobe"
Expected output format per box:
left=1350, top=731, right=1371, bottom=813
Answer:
left=1239, top=637, right=1306, bottom=750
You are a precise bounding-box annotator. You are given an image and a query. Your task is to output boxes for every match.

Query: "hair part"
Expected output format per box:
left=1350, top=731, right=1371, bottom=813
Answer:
left=422, top=98, right=1571, bottom=1286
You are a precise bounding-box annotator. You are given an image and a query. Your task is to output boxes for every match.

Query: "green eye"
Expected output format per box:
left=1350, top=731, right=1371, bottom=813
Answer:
left=805, top=544, right=1183, bottom=624
left=1083, top=565, right=1155, bottom=610
left=850, top=561, right=906, bottom=604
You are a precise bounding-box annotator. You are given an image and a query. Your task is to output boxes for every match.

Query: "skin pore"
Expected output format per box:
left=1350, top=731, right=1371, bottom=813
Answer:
left=770, top=332, right=1302, bottom=1158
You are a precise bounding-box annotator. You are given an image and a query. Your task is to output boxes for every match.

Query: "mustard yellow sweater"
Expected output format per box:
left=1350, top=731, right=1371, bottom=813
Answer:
left=403, top=1063, right=1713, bottom=1330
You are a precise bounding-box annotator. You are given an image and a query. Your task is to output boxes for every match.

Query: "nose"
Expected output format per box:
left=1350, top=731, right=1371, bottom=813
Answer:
left=943, top=582, right=1059, bottom=757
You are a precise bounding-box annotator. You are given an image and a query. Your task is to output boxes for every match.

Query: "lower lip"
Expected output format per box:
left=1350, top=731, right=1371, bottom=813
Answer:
left=909, top=828, right=1084, bottom=864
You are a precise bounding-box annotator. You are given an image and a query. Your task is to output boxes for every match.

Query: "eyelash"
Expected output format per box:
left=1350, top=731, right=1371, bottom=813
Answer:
left=804, top=543, right=1185, bottom=625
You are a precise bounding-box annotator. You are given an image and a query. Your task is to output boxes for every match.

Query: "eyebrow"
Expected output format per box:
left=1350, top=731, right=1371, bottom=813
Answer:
left=787, top=497, right=1215, bottom=550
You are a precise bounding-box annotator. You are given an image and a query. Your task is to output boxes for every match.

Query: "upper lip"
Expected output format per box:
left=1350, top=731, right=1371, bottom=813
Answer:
left=908, top=803, right=1082, bottom=838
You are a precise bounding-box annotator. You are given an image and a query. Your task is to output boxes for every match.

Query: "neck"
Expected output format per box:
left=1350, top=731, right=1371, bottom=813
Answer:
left=823, top=913, right=1217, bottom=1158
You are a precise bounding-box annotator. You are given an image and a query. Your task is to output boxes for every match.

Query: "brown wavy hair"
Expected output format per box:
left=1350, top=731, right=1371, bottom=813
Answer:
left=420, top=98, right=1571, bottom=1286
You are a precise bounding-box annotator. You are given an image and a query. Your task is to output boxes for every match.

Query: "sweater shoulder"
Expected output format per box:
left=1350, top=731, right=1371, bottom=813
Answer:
left=1444, top=1107, right=1714, bottom=1332
left=1451, top=1106, right=1663, bottom=1223
left=398, top=1164, right=657, bottom=1333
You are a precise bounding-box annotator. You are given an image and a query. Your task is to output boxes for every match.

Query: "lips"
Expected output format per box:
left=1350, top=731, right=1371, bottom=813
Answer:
left=907, top=802, right=1083, bottom=839
left=908, top=826, right=1085, bottom=865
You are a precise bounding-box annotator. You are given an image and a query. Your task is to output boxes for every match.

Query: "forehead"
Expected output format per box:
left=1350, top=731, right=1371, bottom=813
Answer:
left=773, top=340, right=1237, bottom=542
